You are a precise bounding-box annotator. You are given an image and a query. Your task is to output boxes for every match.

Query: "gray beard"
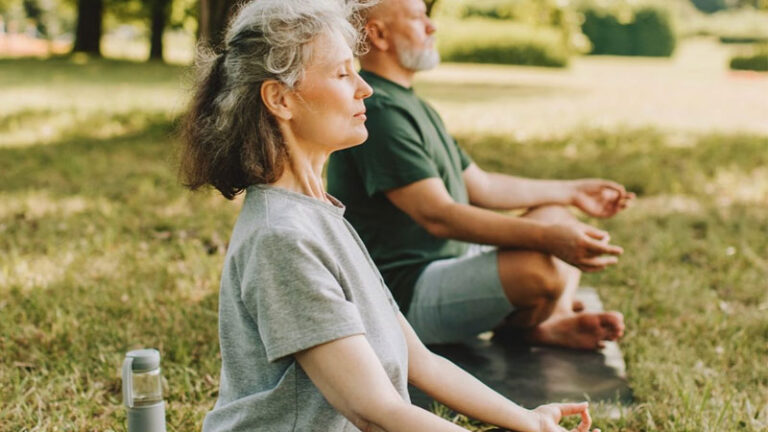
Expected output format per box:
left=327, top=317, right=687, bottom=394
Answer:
left=394, top=36, right=440, bottom=71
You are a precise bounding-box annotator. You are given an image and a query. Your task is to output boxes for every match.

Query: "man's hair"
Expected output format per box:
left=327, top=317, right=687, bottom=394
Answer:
left=179, top=0, right=367, bottom=199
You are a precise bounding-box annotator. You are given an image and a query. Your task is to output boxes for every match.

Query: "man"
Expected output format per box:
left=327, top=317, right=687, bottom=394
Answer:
left=327, top=0, right=634, bottom=349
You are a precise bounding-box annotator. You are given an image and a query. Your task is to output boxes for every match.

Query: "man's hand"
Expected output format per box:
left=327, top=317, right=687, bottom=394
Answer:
left=533, top=402, right=599, bottom=432
left=545, top=222, right=622, bottom=272
left=570, top=179, right=635, bottom=219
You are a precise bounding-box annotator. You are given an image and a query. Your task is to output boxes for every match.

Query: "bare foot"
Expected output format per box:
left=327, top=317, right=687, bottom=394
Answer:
left=572, top=299, right=585, bottom=312
left=527, top=311, right=624, bottom=350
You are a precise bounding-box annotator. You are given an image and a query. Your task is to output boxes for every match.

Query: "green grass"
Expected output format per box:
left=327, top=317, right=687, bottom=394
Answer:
left=1, top=57, right=767, bottom=431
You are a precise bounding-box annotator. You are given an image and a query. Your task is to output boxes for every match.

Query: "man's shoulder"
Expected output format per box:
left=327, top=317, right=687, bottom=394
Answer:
left=366, top=86, right=406, bottom=110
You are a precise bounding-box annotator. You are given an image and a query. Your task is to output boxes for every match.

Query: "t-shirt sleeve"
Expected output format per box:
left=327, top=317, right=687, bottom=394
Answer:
left=350, top=103, right=440, bottom=197
left=238, top=230, right=366, bottom=363
left=453, top=136, right=473, bottom=170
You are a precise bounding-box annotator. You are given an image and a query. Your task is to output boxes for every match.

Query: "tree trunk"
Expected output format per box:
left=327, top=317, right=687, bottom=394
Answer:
left=72, top=0, right=103, bottom=56
left=198, top=0, right=236, bottom=49
left=425, top=0, right=439, bottom=16
left=149, top=0, right=170, bottom=61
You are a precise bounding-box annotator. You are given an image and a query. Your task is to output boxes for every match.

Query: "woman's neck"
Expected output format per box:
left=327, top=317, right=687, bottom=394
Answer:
left=272, top=141, right=329, bottom=203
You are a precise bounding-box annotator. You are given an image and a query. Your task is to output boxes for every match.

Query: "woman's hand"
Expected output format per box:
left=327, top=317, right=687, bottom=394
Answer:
left=533, top=402, right=599, bottom=432
left=570, top=179, right=634, bottom=219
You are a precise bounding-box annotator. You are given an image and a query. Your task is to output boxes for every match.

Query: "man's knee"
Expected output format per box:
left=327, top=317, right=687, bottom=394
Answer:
left=499, top=250, right=565, bottom=302
left=528, top=254, right=566, bottom=302
left=522, top=205, right=577, bottom=224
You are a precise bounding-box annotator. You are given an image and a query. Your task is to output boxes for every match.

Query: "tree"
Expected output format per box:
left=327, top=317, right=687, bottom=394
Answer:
left=148, top=0, right=171, bottom=60
left=424, top=0, right=439, bottom=16
left=198, top=0, right=235, bottom=49
left=72, top=0, right=103, bottom=55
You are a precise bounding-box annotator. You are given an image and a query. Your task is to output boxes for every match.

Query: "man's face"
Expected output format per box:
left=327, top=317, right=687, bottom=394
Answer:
left=387, top=0, right=439, bottom=71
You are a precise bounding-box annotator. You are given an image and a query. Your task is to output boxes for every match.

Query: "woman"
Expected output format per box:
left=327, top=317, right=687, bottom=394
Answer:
left=180, top=0, right=599, bottom=431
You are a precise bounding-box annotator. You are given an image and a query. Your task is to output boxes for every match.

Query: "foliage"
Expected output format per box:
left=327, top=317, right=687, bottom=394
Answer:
left=730, top=45, right=768, bottom=71
left=437, top=18, right=570, bottom=67
left=691, top=0, right=768, bottom=13
left=691, top=0, right=729, bottom=13
left=435, top=0, right=590, bottom=56
left=678, top=7, right=768, bottom=40
left=2, top=57, right=768, bottom=431
left=580, top=2, right=677, bottom=57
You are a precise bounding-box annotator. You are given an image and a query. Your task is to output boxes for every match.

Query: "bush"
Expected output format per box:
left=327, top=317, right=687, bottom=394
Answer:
left=719, top=36, right=768, bottom=44
left=679, top=8, right=768, bottom=41
left=690, top=0, right=728, bottom=14
left=437, top=19, right=570, bottom=67
left=730, top=46, right=768, bottom=71
left=580, top=3, right=677, bottom=57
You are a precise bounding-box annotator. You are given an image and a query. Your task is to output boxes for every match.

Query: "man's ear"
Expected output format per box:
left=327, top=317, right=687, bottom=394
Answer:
left=261, top=80, right=292, bottom=121
left=365, top=19, right=390, bottom=52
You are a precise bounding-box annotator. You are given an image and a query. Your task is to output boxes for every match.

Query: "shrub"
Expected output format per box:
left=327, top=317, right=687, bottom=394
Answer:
left=579, top=3, right=676, bottom=57
left=719, top=36, right=768, bottom=44
left=730, top=46, right=768, bottom=71
left=437, top=19, right=570, bottom=67
left=690, top=0, right=728, bottom=14
left=679, top=8, right=768, bottom=42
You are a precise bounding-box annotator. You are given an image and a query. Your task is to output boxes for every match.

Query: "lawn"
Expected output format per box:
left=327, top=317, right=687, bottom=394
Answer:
left=1, top=56, right=766, bottom=431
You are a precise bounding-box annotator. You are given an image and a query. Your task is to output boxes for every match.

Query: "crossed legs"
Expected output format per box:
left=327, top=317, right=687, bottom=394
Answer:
left=495, top=205, right=624, bottom=349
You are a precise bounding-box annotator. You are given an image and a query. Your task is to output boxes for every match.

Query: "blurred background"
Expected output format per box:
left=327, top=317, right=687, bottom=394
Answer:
left=1, top=1, right=766, bottom=431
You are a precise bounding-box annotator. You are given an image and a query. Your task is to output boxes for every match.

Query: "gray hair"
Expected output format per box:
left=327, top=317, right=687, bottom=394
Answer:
left=179, top=0, right=369, bottom=199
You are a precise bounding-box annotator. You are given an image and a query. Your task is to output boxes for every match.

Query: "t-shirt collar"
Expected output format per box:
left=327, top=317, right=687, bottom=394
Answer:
left=359, top=69, right=414, bottom=93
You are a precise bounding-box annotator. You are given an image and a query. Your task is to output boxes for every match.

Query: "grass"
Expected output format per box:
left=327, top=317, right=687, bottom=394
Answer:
left=1, top=56, right=767, bottom=431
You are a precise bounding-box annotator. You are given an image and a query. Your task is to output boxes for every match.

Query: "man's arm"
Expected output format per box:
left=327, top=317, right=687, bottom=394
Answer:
left=463, top=163, right=573, bottom=210
left=385, top=178, right=622, bottom=271
left=400, top=314, right=596, bottom=432
left=463, top=163, right=634, bottom=217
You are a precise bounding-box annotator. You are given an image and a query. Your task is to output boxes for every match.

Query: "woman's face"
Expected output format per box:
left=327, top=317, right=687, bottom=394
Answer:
left=286, top=30, right=373, bottom=153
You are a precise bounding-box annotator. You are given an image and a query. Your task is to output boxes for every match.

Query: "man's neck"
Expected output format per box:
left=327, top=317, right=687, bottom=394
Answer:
left=359, top=55, right=415, bottom=88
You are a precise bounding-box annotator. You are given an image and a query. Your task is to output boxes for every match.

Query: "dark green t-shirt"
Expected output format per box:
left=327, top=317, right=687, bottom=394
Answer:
left=327, top=70, right=472, bottom=313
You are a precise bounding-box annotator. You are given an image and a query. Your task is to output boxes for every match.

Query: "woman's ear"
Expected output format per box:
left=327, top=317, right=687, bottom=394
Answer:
left=365, top=20, right=390, bottom=52
left=261, top=80, right=293, bottom=121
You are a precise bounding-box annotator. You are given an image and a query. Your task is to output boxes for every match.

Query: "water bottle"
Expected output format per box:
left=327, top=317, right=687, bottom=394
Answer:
left=122, top=348, right=167, bottom=432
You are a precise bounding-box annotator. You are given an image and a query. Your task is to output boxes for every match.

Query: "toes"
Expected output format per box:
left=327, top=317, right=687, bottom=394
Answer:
left=598, top=312, right=625, bottom=340
left=572, top=299, right=585, bottom=312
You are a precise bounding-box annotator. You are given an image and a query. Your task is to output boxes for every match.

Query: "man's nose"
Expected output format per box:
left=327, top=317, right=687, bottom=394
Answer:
left=425, top=18, right=436, bottom=35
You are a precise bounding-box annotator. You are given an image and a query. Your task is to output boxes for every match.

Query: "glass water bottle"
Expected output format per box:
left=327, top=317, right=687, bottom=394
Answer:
left=122, top=348, right=167, bottom=432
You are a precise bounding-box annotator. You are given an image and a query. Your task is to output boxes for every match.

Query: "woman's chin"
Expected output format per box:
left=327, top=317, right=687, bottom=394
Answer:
left=337, top=132, right=369, bottom=150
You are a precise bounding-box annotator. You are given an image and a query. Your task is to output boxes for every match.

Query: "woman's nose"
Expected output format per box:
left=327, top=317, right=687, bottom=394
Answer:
left=356, top=74, right=374, bottom=99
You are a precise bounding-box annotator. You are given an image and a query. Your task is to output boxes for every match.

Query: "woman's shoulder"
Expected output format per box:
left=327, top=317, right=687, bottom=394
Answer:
left=228, top=187, right=338, bottom=254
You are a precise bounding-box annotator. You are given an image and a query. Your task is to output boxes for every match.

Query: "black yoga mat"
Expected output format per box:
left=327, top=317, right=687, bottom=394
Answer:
left=409, top=288, right=633, bottom=410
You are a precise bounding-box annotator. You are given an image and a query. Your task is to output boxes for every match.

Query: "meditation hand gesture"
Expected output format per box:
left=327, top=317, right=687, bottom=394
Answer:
left=570, top=179, right=634, bottom=219
left=546, top=222, right=623, bottom=272
left=533, top=402, right=599, bottom=432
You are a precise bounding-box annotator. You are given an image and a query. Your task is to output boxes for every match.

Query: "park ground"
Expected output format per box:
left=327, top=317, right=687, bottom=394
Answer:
left=0, top=38, right=767, bottom=431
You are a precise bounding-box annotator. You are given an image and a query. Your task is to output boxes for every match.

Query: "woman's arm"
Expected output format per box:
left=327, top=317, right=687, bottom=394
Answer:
left=294, top=334, right=470, bottom=432
left=399, top=314, right=595, bottom=432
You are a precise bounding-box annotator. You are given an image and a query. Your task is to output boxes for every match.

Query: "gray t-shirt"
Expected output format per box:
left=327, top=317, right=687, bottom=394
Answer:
left=202, top=185, right=410, bottom=432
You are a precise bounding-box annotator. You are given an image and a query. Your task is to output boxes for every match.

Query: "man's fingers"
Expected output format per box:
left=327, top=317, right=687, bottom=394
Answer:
left=584, top=236, right=623, bottom=256
left=584, top=226, right=609, bottom=241
left=581, top=255, right=619, bottom=268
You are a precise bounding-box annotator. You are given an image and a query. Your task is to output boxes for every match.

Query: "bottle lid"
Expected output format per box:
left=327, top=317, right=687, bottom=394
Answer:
left=126, top=348, right=160, bottom=372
